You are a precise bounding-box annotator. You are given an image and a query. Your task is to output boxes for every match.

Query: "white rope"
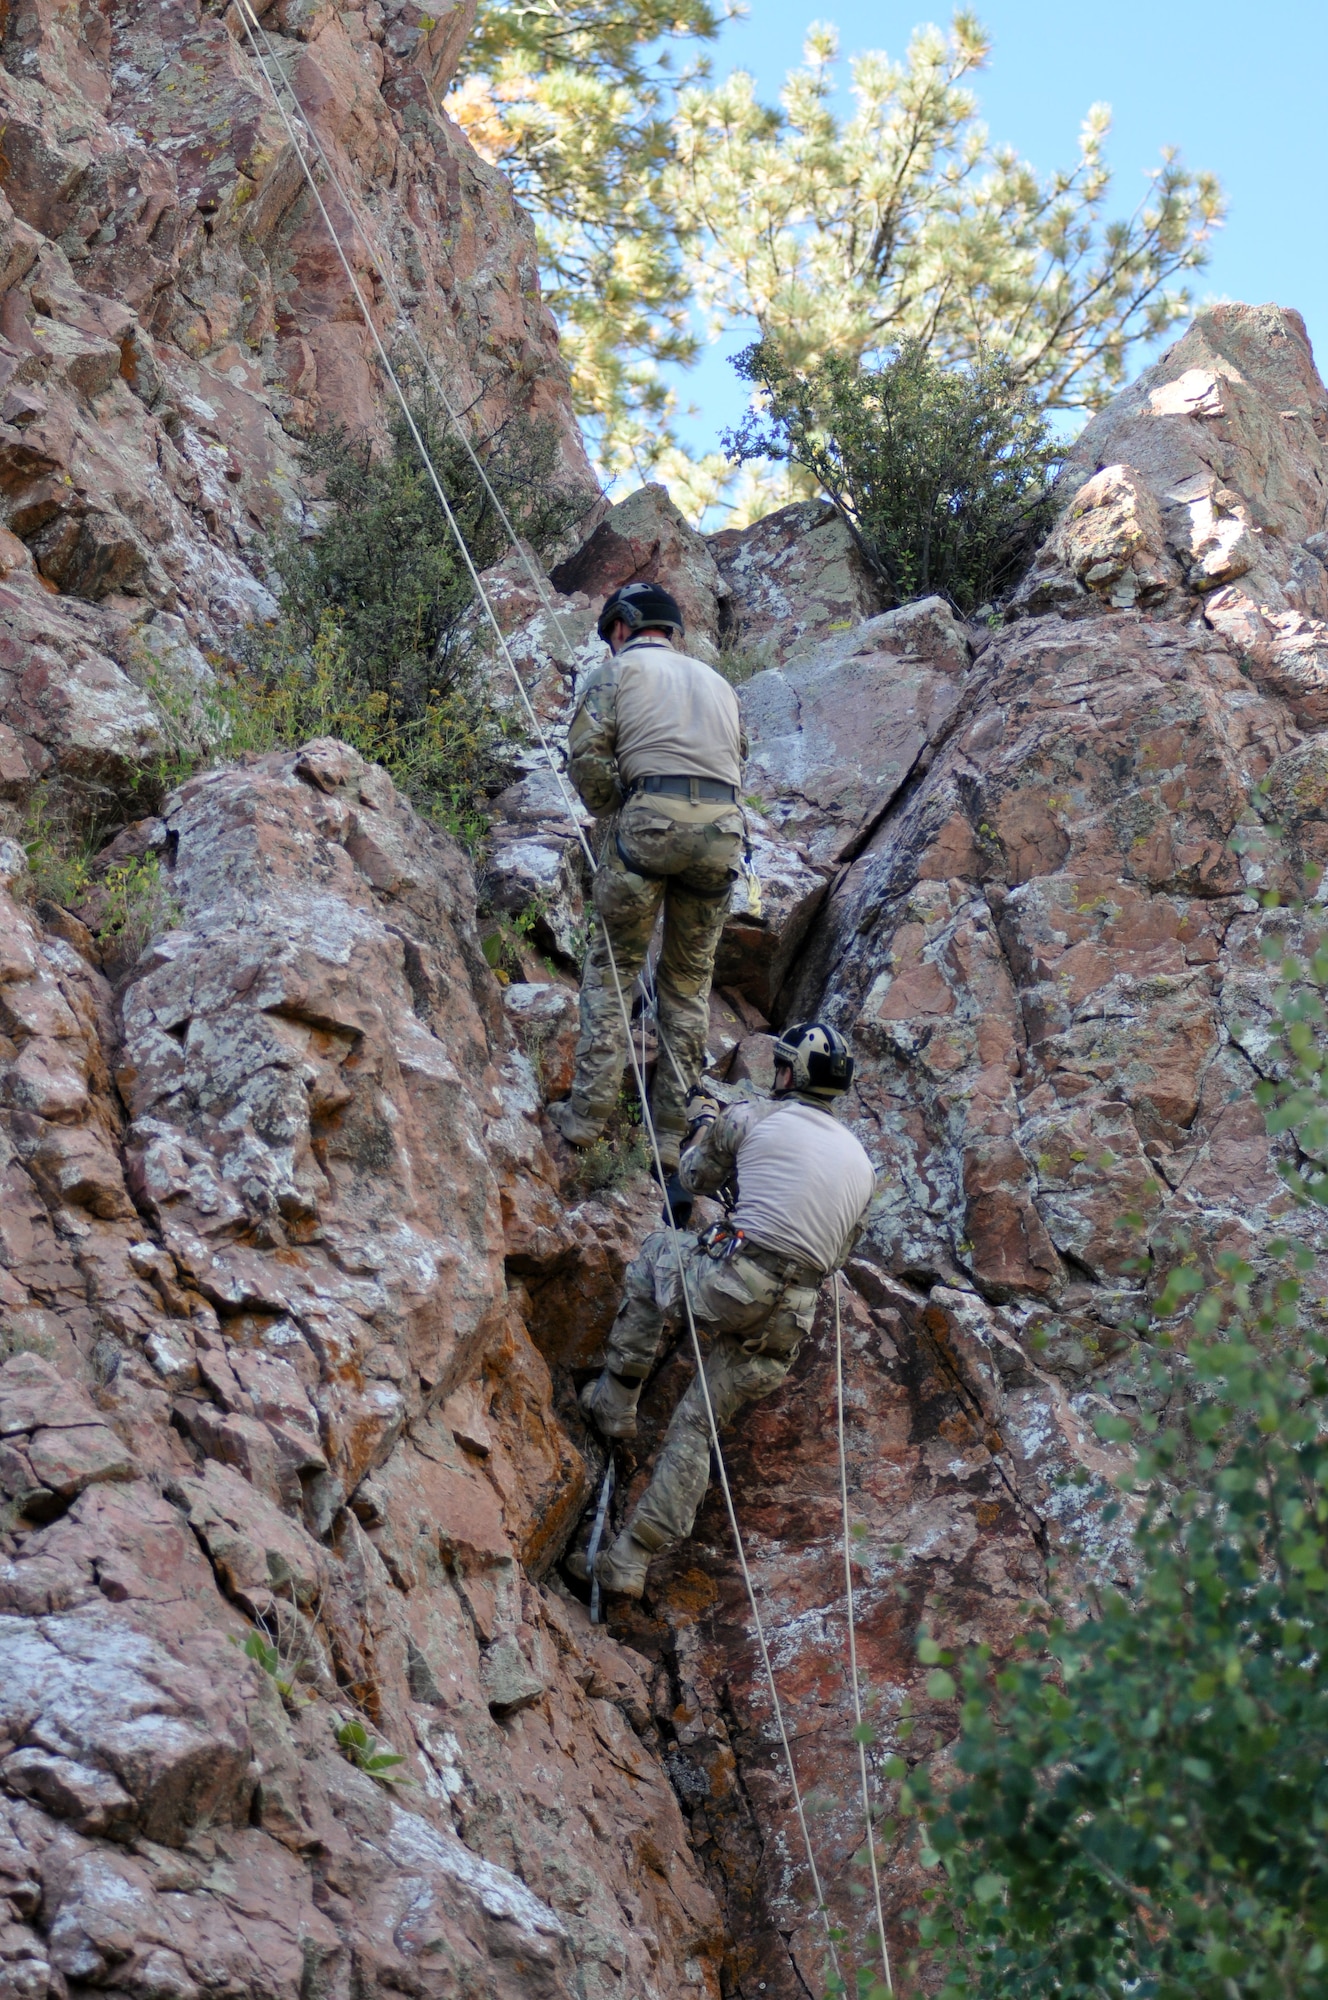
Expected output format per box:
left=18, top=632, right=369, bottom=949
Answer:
left=237, top=0, right=593, bottom=679
left=834, top=1273, right=893, bottom=1993
left=229, top=10, right=844, bottom=1985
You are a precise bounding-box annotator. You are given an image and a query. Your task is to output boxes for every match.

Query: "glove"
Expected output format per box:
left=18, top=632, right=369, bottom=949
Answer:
left=683, top=1082, right=719, bottom=1146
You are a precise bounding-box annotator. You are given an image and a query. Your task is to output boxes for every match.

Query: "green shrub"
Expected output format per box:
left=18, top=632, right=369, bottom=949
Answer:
left=252, top=391, right=584, bottom=835
left=335, top=1715, right=409, bottom=1783
left=890, top=925, right=1328, bottom=2000
left=567, top=1090, right=652, bottom=1195
left=19, top=790, right=93, bottom=910
left=725, top=339, right=1060, bottom=615
left=151, top=387, right=589, bottom=848
left=18, top=789, right=180, bottom=955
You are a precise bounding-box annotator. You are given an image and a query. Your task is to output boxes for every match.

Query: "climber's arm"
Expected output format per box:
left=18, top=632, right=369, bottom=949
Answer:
left=567, top=661, right=623, bottom=814
left=678, top=1100, right=751, bottom=1197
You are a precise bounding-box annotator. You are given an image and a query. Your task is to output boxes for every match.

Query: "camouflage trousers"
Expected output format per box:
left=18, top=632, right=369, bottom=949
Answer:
left=567, top=792, right=741, bottom=1144
left=607, top=1228, right=821, bottom=1554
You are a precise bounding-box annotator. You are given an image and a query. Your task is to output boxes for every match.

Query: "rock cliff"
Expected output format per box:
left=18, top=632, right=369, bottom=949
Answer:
left=1, top=4, right=1327, bottom=1994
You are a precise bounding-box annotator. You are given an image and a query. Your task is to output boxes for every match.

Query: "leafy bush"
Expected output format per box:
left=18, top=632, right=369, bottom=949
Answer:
left=725, top=339, right=1060, bottom=614
left=18, top=788, right=180, bottom=956
left=138, top=398, right=587, bottom=848
left=567, top=1089, right=652, bottom=1195
left=214, top=392, right=588, bottom=844
left=335, top=1715, right=409, bottom=1784
left=893, top=926, right=1328, bottom=2000
left=273, top=395, right=582, bottom=726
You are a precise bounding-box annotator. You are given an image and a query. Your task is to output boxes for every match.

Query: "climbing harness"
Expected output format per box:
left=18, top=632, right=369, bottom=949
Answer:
left=226, top=12, right=858, bottom=1981
left=586, top=1455, right=616, bottom=1627
left=696, top=1218, right=747, bottom=1259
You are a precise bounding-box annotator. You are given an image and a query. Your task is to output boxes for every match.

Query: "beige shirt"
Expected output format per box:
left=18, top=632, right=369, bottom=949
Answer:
left=567, top=635, right=744, bottom=812
left=613, top=637, right=743, bottom=790
left=680, top=1096, right=878, bottom=1275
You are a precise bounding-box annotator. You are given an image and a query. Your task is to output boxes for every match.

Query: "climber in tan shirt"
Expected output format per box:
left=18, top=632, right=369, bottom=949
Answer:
left=548, top=580, right=747, bottom=1170
left=578, top=1023, right=877, bottom=1600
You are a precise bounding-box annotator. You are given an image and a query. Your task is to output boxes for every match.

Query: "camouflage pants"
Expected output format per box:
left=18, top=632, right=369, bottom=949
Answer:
left=568, top=792, right=741, bottom=1142
left=607, top=1228, right=821, bottom=1554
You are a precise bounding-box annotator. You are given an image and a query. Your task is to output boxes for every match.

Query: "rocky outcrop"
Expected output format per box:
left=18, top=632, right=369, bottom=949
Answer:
left=0, top=748, right=723, bottom=1999
left=627, top=305, right=1327, bottom=1988
left=3, top=6, right=1327, bottom=1981
left=710, top=496, right=886, bottom=667
left=0, top=0, right=596, bottom=808
left=456, top=303, right=1328, bottom=1992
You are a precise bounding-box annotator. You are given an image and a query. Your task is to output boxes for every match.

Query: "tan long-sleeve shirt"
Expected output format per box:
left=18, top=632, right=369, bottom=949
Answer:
left=679, top=1096, right=877, bottom=1275
left=568, top=635, right=746, bottom=814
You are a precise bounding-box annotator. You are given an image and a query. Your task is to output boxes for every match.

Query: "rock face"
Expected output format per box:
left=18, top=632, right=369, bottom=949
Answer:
left=710, top=497, right=886, bottom=667
left=3, top=6, right=1327, bottom=1983
left=459, top=302, right=1328, bottom=1993
left=634, top=305, right=1327, bottom=1989
left=0, top=747, right=723, bottom=1999
left=0, top=0, right=596, bottom=807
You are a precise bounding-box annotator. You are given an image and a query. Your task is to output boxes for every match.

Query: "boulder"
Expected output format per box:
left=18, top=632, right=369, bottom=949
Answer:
left=709, top=497, right=886, bottom=665
left=550, top=484, right=730, bottom=661
left=738, top=596, right=972, bottom=864
left=0, top=1611, right=254, bottom=1843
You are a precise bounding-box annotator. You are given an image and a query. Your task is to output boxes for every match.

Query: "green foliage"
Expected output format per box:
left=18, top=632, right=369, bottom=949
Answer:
left=569, top=1129, right=652, bottom=1195
left=273, top=397, right=579, bottom=726
left=672, top=19, right=1222, bottom=413
left=456, top=6, right=1222, bottom=501
left=568, top=1089, right=652, bottom=1195
left=233, top=1629, right=307, bottom=1704
left=19, top=792, right=94, bottom=911
left=892, top=925, right=1328, bottom=1999
left=231, top=1607, right=325, bottom=1707
left=480, top=895, right=552, bottom=982
left=98, top=853, right=180, bottom=959
left=727, top=338, right=1059, bottom=611
left=150, top=396, right=583, bottom=847
left=334, top=1716, right=410, bottom=1783
left=18, top=788, right=181, bottom=957
left=451, top=0, right=723, bottom=488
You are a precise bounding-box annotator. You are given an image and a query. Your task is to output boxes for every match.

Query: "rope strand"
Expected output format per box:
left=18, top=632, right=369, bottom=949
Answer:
left=835, top=1272, right=893, bottom=1993
left=228, top=10, right=844, bottom=1980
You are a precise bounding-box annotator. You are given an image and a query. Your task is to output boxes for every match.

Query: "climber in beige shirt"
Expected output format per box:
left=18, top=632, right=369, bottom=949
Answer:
left=548, top=580, right=747, bottom=1170
left=578, top=1023, right=877, bottom=1600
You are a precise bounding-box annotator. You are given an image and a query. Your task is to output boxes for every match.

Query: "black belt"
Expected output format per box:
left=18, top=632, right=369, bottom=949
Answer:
left=628, top=774, right=738, bottom=804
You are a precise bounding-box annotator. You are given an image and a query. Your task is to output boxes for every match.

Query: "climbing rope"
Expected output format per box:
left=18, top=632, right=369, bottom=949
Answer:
left=834, top=1273, right=893, bottom=1994
left=238, top=0, right=592, bottom=676
left=228, top=9, right=849, bottom=1980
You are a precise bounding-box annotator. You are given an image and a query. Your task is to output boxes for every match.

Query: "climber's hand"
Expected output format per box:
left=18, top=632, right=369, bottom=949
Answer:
left=683, top=1083, right=719, bottom=1145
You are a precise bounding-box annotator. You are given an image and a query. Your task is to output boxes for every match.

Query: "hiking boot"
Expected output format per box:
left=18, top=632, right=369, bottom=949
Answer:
left=594, top=1529, right=652, bottom=1599
left=579, top=1371, right=641, bottom=1440
left=548, top=1099, right=602, bottom=1149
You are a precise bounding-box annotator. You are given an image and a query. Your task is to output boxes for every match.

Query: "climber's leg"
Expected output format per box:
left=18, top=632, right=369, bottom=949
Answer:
left=596, top=1254, right=819, bottom=1595
left=551, top=838, right=662, bottom=1144
left=624, top=1331, right=792, bottom=1556
left=580, top=1230, right=695, bottom=1441
left=651, top=876, right=735, bottom=1162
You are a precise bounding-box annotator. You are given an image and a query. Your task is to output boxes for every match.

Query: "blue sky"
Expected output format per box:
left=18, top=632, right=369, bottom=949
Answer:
left=664, top=0, right=1328, bottom=457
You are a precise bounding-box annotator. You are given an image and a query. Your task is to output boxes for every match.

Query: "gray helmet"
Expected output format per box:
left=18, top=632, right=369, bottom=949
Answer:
left=771, top=1020, right=855, bottom=1098
left=597, top=580, right=685, bottom=644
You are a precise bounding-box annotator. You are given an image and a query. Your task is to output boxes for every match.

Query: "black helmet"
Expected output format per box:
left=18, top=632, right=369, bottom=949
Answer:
left=771, top=1021, right=855, bottom=1098
left=597, top=580, right=685, bottom=645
